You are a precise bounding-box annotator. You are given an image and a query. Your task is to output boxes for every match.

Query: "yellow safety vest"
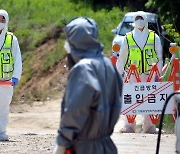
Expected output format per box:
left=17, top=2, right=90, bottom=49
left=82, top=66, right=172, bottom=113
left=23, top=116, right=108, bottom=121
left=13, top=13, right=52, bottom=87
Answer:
left=0, top=32, right=14, bottom=79
left=125, top=31, right=159, bottom=74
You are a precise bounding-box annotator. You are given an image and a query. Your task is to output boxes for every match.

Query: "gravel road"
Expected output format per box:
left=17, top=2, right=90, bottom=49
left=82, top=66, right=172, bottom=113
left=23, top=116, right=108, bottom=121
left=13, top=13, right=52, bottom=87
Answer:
left=0, top=98, right=176, bottom=154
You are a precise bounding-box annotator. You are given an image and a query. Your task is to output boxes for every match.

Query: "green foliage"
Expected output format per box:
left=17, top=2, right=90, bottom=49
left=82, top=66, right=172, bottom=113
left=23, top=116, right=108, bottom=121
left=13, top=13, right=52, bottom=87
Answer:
left=0, top=0, right=126, bottom=55
left=0, top=0, right=128, bottom=58
left=89, top=7, right=127, bottom=56
left=145, top=0, right=180, bottom=32
left=42, top=40, right=66, bottom=71
left=15, top=51, right=35, bottom=92
left=164, top=24, right=180, bottom=45
left=156, top=115, right=175, bottom=133
left=0, top=0, right=128, bottom=101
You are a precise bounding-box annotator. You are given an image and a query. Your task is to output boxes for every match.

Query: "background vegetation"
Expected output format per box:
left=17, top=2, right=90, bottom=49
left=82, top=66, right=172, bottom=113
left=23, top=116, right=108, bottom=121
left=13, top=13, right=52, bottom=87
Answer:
left=0, top=0, right=128, bottom=54
left=0, top=0, right=128, bottom=101
left=0, top=0, right=178, bottom=132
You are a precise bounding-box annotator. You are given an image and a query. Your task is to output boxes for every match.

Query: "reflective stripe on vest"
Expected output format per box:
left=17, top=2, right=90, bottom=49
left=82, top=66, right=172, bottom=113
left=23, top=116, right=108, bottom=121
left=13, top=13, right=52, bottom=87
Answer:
left=0, top=32, right=14, bottom=79
left=125, top=31, right=159, bottom=74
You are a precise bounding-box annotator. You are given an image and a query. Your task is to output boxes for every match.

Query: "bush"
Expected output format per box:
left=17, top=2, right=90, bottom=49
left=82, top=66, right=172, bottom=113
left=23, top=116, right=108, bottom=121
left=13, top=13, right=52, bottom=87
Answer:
left=164, top=24, right=180, bottom=45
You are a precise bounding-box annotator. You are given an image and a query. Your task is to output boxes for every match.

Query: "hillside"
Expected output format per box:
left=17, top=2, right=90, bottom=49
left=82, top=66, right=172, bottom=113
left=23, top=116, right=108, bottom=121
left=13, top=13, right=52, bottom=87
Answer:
left=0, top=0, right=127, bottom=103
left=15, top=39, right=68, bottom=103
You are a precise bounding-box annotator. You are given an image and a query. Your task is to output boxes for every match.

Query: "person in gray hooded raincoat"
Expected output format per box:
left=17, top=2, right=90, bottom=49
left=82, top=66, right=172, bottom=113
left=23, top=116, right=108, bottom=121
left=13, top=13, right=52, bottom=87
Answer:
left=53, top=17, right=123, bottom=154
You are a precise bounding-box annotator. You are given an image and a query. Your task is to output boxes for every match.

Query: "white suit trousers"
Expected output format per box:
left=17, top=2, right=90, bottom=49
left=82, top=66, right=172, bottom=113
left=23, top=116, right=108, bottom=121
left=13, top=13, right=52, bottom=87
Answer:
left=0, top=85, right=13, bottom=133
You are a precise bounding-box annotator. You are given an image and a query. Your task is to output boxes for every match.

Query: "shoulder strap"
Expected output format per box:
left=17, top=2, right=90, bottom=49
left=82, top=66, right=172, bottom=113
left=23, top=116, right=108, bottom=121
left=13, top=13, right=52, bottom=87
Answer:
left=4, top=32, right=13, bottom=47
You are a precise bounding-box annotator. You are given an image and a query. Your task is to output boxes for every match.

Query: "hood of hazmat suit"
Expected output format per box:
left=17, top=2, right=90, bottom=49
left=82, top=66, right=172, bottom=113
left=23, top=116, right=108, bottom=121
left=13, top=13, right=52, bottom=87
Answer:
left=0, top=10, right=9, bottom=47
left=56, top=17, right=123, bottom=154
left=134, top=11, right=148, bottom=32
left=64, top=17, right=104, bottom=60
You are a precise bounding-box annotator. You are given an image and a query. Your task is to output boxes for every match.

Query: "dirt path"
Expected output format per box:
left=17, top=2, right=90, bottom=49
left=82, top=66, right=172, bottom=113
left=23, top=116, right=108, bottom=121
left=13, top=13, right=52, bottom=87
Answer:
left=0, top=98, right=176, bottom=154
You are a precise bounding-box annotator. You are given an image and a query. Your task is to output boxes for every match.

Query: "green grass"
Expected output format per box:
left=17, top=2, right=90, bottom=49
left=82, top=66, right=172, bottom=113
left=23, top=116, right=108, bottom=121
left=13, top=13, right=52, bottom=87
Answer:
left=0, top=0, right=129, bottom=102
left=0, top=0, right=127, bottom=54
left=0, top=0, right=128, bottom=94
left=42, top=39, right=67, bottom=71
left=158, top=115, right=175, bottom=133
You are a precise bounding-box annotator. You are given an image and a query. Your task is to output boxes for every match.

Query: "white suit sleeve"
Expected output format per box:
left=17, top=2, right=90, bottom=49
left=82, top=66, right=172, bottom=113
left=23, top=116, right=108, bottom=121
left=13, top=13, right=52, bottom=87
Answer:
left=155, top=34, right=163, bottom=73
left=12, top=35, right=22, bottom=80
left=116, top=37, right=128, bottom=75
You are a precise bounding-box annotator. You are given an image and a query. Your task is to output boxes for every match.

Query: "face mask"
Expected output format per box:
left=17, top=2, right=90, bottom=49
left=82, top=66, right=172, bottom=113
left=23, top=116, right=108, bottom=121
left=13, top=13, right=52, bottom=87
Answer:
left=0, top=23, right=5, bottom=30
left=64, top=40, right=71, bottom=53
left=134, top=19, right=145, bottom=29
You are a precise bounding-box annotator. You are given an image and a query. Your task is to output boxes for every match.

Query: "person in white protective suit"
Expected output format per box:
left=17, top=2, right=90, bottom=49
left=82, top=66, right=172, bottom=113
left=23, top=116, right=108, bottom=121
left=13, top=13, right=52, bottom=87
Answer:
left=0, top=10, right=22, bottom=141
left=53, top=17, right=123, bottom=154
left=116, top=11, right=163, bottom=133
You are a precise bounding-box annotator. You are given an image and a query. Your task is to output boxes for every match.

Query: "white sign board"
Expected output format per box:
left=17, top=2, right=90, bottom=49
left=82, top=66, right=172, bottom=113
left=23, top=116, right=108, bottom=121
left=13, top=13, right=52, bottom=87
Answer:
left=121, top=81, right=174, bottom=115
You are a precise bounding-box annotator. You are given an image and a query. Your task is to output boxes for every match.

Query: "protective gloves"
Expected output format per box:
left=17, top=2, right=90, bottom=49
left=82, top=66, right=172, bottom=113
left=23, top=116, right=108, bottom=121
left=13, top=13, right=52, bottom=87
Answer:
left=12, top=77, right=19, bottom=87
left=53, top=144, right=66, bottom=154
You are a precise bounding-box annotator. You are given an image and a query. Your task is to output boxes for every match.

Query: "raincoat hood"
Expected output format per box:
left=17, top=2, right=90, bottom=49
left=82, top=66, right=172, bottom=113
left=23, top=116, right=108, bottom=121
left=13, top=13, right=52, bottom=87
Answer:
left=64, top=17, right=104, bottom=61
left=0, top=9, right=9, bottom=35
left=134, top=11, right=148, bottom=31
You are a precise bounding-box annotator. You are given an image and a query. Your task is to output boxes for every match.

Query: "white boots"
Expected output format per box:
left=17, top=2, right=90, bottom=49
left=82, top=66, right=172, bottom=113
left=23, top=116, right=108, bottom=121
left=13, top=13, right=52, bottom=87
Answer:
left=121, top=115, right=158, bottom=134
left=0, top=132, right=8, bottom=141
left=143, top=125, right=159, bottom=134
left=120, top=122, right=136, bottom=133
left=120, top=124, right=158, bottom=134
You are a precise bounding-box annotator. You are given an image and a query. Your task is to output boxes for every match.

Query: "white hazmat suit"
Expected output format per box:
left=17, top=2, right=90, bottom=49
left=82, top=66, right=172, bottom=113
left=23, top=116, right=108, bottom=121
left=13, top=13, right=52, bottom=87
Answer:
left=117, top=11, right=163, bottom=133
left=0, top=10, right=22, bottom=140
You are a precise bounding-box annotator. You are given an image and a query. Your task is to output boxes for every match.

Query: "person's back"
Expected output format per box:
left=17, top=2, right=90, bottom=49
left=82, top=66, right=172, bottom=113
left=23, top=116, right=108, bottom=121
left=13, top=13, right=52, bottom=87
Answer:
left=62, top=55, right=122, bottom=153
left=54, top=17, right=123, bottom=154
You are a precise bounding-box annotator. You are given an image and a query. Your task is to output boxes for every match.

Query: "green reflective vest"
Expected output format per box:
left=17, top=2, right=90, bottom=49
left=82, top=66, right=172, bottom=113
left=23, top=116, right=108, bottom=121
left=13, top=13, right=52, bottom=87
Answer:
left=0, top=32, right=14, bottom=79
left=125, top=31, right=159, bottom=74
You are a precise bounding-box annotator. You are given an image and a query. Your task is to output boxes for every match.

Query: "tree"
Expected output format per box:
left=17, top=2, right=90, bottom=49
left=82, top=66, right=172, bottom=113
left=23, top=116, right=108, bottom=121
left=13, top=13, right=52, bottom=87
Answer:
left=145, top=0, right=180, bottom=32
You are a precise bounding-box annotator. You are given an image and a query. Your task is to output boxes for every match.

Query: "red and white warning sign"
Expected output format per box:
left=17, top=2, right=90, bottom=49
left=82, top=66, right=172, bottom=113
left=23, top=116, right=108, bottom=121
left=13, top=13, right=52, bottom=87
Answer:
left=121, top=81, right=174, bottom=115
